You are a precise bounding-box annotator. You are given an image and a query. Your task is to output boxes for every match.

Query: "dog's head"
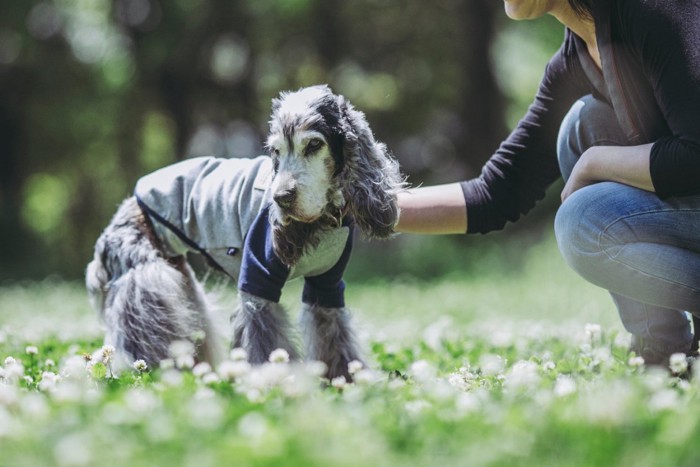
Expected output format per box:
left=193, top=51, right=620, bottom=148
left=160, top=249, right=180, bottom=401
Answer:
left=267, top=85, right=405, bottom=245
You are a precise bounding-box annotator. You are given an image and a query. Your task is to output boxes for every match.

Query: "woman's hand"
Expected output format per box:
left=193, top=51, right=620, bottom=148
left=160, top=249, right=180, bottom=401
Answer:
left=561, top=150, right=596, bottom=202
left=561, top=144, right=655, bottom=202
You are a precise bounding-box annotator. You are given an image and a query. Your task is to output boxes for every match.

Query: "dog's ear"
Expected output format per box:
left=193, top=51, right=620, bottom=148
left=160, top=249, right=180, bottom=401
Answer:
left=337, top=96, right=405, bottom=239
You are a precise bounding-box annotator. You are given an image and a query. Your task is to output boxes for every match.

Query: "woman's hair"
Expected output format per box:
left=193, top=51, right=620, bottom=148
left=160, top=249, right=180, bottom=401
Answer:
left=567, top=0, right=594, bottom=18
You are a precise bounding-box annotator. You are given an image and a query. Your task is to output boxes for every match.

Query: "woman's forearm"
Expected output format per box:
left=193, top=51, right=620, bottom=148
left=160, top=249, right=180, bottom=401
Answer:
left=561, top=143, right=654, bottom=201
left=395, top=183, right=468, bottom=234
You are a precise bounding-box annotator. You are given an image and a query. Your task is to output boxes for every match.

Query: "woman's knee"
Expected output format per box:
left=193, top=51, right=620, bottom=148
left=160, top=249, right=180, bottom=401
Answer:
left=554, top=184, right=609, bottom=275
left=557, top=99, right=586, bottom=181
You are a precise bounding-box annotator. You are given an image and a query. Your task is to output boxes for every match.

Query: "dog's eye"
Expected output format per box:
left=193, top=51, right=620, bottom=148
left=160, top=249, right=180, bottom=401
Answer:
left=271, top=147, right=280, bottom=156
left=305, top=138, right=324, bottom=156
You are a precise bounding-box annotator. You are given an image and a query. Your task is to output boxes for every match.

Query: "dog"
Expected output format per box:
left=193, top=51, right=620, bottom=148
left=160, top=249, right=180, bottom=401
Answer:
left=85, top=85, right=405, bottom=380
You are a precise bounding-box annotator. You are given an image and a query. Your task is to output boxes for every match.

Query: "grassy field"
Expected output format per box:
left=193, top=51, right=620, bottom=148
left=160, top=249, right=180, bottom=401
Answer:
left=1, top=234, right=699, bottom=467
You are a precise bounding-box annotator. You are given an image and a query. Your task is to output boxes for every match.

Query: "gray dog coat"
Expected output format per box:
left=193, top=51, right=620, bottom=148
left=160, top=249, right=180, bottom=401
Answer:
left=134, top=156, right=352, bottom=307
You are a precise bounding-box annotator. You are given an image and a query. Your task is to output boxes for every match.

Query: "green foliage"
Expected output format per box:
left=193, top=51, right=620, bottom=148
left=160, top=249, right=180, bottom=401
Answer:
left=0, top=0, right=566, bottom=280
left=1, top=237, right=699, bottom=466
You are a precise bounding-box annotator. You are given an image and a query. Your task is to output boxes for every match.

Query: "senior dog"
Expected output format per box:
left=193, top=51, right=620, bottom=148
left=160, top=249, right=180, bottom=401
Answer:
left=85, top=85, right=405, bottom=380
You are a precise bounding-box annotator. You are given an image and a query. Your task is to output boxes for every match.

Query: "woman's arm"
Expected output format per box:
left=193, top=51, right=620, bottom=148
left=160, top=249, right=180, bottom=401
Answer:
left=561, top=143, right=654, bottom=201
left=395, top=183, right=467, bottom=234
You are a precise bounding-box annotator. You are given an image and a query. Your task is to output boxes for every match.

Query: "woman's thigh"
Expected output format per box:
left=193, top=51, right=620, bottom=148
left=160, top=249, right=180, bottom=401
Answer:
left=555, top=181, right=700, bottom=311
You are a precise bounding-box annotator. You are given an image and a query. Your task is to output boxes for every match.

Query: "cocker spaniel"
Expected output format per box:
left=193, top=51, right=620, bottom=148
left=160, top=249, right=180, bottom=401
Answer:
left=85, top=85, right=405, bottom=380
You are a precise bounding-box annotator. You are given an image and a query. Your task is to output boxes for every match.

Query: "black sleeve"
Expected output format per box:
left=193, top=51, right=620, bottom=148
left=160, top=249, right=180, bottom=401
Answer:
left=624, top=1, right=700, bottom=198
left=238, top=205, right=290, bottom=303
left=461, top=36, right=590, bottom=234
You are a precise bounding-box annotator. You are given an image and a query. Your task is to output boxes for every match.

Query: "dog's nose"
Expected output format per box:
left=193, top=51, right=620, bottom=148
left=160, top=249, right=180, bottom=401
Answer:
left=274, top=188, right=297, bottom=209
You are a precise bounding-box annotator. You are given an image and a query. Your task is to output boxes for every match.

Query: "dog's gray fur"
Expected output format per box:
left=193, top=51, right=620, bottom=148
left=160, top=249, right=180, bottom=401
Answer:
left=232, top=292, right=300, bottom=364
left=86, top=198, right=218, bottom=367
left=86, top=85, right=405, bottom=379
left=299, top=303, right=362, bottom=381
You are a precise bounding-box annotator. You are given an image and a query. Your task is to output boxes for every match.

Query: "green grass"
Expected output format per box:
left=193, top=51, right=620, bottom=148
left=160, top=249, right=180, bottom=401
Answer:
left=1, top=234, right=698, bottom=467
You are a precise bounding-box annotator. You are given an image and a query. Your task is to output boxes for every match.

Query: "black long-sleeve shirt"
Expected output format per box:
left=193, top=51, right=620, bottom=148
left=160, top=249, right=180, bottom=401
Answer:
left=461, top=0, right=700, bottom=234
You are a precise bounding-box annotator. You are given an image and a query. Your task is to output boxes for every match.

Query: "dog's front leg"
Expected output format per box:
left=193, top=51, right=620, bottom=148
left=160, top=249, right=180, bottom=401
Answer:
left=300, top=303, right=364, bottom=381
left=231, top=291, right=299, bottom=364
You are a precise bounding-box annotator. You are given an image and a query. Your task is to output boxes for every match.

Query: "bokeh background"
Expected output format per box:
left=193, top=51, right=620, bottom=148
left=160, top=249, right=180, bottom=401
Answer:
left=0, top=0, right=567, bottom=282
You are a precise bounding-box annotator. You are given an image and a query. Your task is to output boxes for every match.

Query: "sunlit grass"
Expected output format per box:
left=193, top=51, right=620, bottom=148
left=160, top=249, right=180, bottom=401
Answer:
left=1, top=235, right=698, bottom=467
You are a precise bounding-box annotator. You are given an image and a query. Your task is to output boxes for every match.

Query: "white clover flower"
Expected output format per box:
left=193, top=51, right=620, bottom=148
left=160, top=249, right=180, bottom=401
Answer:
left=542, top=361, right=556, bottom=371
left=19, top=393, right=49, bottom=420
left=447, top=367, right=477, bottom=391
left=238, top=412, right=268, bottom=439
left=455, top=392, right=481, bottom=415
left=553, top=376, right=577, bottom=397
left=347, top=360, right=363, bottom=375
left=405, top=399, right=431, bottom=415
left=175, top=355, right=195, bottom=370
left=193, top=362, right=213, bottom=377
left=305, top=361, right=328, bottom=377
left=161, top=369, right=184, bottom=387
left=230, top=347, right=248, bottom=361
left=53, top=433, right=93, bottom=467
left=0, top=385, right=19, bottom=406
left=101, top=345, right=116, bottom=363
left=38, top=371, right=60, bottom=392
left=217, top=360, right=251, bottom=380
left=186, top=394, right=226, bottom=430
left=409, top=360, right=436, bottom=383
left=669, top=353, right=688, bottom=374
left=591, top=347, right=613, bottom=368
left=353, top=368, right=381, bottom=385
left=613, top=332, right=631, bottom=349
left=505, top=360, right=540, bottom=390
left=45, top=359, right=55, bottom=368
left=585, top=323, right=603, bottom=342
left=133, top=360, right=148, bottom=372
left=52, top=380, right=89, bottom=404
left=331, top=376, right=347, bottom=389
left=3, top=359, right=25, bottom=382
left=169, top=340, right=195, bottom=359
left=280, top=370, right=318, bottom=398
left=268, top=348, right=290, bottom=363
left=23, top=376, right=34, bottom=385
left=159, top=358, right=175, bottom=370
left=479, top=354, right=506, bottom=376
left=25, top=346, right=38, bottom=355
left=60, top=355, right=91, bottom=381
left=124, top=388, right=159, bottom=414
left=245, top=388, right=263, bottom=403
left=190, top=330, right=207, bottom=342
left=201, top=372, right=221, bottom=385
left=649, top=388, right=679, bottom=412
left=388, top=378, right=406, bottom=390
left=628, top=355, right=645, bottom=367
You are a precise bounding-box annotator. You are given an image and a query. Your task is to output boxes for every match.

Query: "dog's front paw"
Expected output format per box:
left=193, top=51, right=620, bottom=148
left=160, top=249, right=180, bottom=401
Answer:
left=299, top=303, right=363, bottom=381
left=231, top=292, right=299, bottom=364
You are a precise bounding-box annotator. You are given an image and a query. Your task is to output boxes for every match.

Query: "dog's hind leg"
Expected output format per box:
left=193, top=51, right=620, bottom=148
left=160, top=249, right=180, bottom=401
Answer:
left=86, top=198, right=208, bottom=369
left=231, top=292, right=299, bottom=364
left=174, top=257, right=223, bottom=365
left=300, top=303, right=364, bottom=381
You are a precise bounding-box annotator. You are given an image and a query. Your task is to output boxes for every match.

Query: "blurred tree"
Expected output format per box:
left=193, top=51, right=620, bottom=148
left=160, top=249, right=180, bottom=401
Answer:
left=456, top=0, right=508, bottom=172
left=0, top=0, right=564, bottom=280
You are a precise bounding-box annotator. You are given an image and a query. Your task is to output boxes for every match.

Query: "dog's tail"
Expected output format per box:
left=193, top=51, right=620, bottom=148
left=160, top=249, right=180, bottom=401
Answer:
left=86, top=198, right=214, bottom=369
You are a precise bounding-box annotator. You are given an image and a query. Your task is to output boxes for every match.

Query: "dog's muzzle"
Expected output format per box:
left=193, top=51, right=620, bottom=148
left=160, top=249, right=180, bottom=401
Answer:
left=273, top=188, right=297, bottom=210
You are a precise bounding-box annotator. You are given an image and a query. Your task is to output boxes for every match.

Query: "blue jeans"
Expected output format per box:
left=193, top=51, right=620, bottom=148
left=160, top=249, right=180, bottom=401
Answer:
left=554, top=95, right=700, bottom=364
